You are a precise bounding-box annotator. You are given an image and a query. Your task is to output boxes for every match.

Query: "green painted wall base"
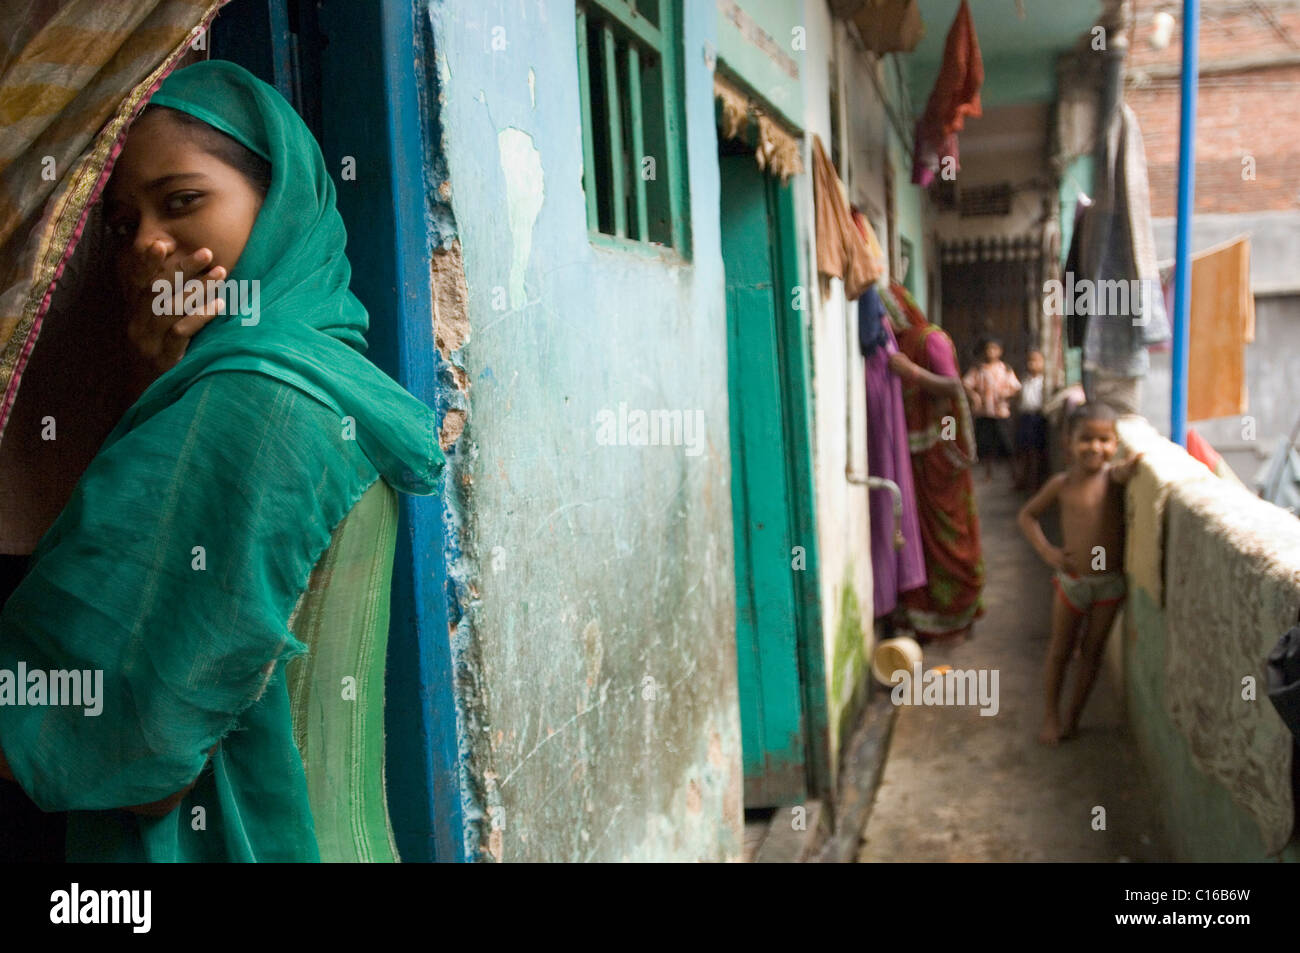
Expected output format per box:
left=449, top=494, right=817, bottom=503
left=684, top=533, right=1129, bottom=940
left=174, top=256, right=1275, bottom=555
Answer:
left=830, top=572, right=869, bottom=770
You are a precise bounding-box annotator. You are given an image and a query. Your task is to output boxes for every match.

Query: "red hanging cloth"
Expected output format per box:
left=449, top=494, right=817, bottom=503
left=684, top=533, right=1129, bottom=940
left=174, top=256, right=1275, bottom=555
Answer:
left=911, top=0, right=984, bottom=187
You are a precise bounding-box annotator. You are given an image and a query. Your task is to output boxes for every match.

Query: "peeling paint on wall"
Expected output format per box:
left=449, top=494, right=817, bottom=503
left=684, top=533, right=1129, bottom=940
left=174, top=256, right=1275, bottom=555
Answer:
left=432, top=240, right=471, bottom=356
left=430, top=240, right=471, bottom=453
left=496, top=127, right=544, bottom=311
left=425, top=0, right=739, bottom=862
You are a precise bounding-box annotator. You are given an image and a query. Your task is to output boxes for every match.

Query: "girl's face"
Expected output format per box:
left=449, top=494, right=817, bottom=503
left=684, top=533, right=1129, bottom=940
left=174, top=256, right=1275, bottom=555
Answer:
left=1027, top=351, right=1044, bottom=375
left=103, top=110, right=263, bottom=289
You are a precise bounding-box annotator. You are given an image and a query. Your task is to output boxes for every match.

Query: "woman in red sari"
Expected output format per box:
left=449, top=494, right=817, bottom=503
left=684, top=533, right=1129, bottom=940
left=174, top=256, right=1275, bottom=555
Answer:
left=881, top=281, right=985, bottom=642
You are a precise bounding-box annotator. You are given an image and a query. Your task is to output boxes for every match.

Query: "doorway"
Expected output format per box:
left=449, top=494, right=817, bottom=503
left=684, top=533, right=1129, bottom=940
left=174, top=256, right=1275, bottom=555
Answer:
left=207, top=0, right=463, bottom=861
left=719, top=140, right=828, bottom=808
left=939, top=235, right=1045, bottom=373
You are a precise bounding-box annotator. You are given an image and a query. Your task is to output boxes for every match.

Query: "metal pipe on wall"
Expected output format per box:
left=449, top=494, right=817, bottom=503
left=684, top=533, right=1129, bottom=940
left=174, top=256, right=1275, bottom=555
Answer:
left=1171, top=0, right=1199, bottom=446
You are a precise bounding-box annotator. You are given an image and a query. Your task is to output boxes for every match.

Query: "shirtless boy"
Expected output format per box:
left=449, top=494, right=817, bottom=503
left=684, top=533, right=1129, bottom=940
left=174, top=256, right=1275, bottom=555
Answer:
left=1017, top=403, right=1142, bottom=744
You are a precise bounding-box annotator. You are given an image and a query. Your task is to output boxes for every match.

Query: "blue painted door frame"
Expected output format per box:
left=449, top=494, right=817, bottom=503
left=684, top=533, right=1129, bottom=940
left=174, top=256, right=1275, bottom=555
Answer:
left=209, top=0, right=466, bottom=862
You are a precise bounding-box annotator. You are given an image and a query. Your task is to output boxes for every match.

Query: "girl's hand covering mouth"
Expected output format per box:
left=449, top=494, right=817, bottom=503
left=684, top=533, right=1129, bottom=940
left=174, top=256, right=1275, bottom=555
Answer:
left=122, top=240, right=228, bottom=390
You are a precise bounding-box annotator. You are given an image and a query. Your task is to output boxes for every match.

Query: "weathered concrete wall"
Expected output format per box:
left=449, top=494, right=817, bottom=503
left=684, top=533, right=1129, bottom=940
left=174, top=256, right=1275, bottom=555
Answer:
left=791, top=6, right=943, bottom=770
left=933, top=103, right=1055, bottom=244
left=891, top=171, right=932, bottom=311
left=1152, top=211, right=1300, bottom=296
left=1116, top=418, right=1300, bottom=862
left=885, top=51, right=929, bottom=314
left=425, top=0, right=742, bottom=861
left=715, top=0, right=804, bottom=128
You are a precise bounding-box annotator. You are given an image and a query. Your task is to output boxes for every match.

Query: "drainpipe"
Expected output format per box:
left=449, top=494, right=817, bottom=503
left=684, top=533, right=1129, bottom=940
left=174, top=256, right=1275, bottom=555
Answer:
left=846, top=469, right=905, bottom=550
left=1170, top=0, right=1199, bottom=447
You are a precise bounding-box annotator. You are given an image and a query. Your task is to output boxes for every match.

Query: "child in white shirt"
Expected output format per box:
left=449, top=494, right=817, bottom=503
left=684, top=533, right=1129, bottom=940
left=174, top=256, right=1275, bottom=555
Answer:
left=1014, top=349, right=1048, bottom=492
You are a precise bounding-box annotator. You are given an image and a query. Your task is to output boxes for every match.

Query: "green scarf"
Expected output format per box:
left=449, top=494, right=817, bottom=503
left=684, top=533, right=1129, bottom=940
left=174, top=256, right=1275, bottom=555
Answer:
left=0, top=61, right=443, bottom=861
left=126, top=60, right=442, bottom=495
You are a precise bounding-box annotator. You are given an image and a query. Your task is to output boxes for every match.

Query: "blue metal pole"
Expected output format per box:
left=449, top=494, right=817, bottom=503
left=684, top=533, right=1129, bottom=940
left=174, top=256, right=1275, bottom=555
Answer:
left=1170, top=0, right=1199, bottom=446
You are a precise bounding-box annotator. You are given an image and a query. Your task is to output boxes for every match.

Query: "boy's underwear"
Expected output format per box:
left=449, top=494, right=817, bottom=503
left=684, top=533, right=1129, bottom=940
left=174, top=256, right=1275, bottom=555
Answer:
left=1053, top=570, right=1126, bottom=615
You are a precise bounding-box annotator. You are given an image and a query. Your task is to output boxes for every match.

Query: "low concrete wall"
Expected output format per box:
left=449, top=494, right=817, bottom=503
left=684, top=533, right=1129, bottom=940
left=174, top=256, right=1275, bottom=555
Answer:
left=1115, top=417, right=1300, bottom=861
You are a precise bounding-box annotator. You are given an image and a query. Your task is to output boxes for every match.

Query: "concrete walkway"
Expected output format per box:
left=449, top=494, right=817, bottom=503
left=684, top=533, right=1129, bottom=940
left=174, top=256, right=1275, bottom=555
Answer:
left=858, top=476, right=1170, bottom=862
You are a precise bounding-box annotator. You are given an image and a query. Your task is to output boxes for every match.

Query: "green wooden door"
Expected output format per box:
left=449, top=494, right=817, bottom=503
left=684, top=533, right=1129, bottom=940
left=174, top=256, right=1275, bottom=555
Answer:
left=720, top=153, right=806, bottom=806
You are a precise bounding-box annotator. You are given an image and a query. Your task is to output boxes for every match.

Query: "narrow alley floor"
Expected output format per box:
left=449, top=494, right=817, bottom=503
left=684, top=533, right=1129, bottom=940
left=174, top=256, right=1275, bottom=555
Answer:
left=858, top=475, right=1171, bottom=862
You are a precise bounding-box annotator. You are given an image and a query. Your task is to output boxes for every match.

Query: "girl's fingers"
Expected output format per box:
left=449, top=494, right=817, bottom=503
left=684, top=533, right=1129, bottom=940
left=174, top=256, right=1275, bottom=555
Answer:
left=140, top=245, right=213, bottom=290
left=170, top=296, right=225, bottom=339
left=165, top=265, right=226, bottom=318
left=128, top=252, right=227, bottom=372
left=175, top=247, right=214, bottom=280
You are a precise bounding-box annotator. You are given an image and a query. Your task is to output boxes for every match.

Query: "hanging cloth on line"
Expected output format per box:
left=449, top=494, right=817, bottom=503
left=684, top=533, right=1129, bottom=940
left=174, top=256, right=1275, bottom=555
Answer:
left=911, top=0, right=983, bottom=187
left=812, top=134, right=881, bottom=300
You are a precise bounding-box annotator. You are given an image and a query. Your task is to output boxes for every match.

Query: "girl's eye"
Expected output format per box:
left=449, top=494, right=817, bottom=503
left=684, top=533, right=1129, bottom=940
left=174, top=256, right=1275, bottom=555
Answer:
left=165, top=192, right=202, bottom=213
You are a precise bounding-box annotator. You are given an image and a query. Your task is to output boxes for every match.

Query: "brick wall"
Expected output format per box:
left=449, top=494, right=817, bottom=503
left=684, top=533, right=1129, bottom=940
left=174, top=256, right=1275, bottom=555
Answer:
left=1125, top=1, right=1300, bottom=216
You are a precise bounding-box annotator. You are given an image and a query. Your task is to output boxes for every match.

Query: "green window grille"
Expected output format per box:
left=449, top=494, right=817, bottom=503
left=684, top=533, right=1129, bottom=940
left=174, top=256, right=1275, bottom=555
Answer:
left=576, top=0, right=688, bottom=254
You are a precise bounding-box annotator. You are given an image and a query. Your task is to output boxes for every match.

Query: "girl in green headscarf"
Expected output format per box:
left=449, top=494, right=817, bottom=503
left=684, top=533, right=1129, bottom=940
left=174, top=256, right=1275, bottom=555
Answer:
left=0, top=60, right=443, bottom=861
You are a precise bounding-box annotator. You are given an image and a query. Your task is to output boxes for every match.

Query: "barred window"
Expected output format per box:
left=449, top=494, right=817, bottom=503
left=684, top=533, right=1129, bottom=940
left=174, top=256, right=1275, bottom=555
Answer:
left=576, top=0, right=688, bottom=253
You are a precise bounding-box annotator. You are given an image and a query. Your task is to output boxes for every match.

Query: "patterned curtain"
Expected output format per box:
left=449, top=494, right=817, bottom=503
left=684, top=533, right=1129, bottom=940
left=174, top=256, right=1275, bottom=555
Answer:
left=0, top=0, right=225, bottom=441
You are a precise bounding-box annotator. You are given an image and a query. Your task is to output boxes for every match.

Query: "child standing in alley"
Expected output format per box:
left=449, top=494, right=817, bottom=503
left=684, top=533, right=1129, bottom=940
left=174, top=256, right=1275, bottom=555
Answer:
left=963, top=337, right=1020, bottom=483
left=1014, top=349, right=1048, bottom=492
left=1017, top=403, right=1142, bottom=744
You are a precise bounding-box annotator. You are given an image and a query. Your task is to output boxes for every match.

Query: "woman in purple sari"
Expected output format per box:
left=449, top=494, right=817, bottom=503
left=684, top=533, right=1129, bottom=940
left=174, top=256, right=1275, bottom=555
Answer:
left=860, top=285, right=927, bottom=619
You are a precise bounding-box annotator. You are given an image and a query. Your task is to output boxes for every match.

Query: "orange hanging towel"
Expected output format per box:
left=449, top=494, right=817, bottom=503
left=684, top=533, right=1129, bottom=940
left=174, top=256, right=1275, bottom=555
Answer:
left=812, top=134, right=880, bottom=299
left=1187, top=236, right=1254, bottom=422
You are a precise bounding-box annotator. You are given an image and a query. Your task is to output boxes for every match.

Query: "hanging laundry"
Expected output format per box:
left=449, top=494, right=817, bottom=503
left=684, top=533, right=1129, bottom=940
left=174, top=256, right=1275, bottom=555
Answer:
left=1184, top=427, right=1220, bottom=472
left=1063, top=195, right=1092, bottom=350
left=911, top=0, right=983, bottom=188
left=1156, top=260, right=1176, bottom=351
left=851, top=207, right=888, bottom=284
left=812, top=135, right=880, bottom=299
left=1187, top=236, right=1254, bottom=421
left=859, top=283, right=889, bottom=358
left=1182, top=428, right=1247, bottom=487
left=1074, top=105, right=1171, bottom=386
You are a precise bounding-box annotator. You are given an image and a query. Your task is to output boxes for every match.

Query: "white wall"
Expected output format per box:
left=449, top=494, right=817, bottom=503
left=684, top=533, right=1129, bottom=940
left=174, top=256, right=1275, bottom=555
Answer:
left=933, top=102, right=1054, bottom=242
left=799, top=1, right=884, bottom=765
